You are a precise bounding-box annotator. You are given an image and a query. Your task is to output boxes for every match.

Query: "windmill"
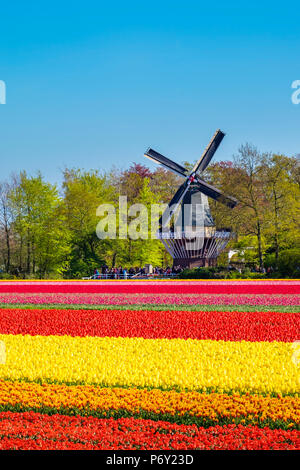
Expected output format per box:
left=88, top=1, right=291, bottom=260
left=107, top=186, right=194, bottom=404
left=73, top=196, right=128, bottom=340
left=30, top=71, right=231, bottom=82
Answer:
left=144, top=130, right=238, bottom=268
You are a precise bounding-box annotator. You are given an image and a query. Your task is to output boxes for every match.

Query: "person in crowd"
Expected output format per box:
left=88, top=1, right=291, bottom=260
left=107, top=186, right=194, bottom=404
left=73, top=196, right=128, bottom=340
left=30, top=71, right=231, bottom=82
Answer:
left=101, top=264, right=108, bottom=275
left=129, top=267, right=135, bottom=276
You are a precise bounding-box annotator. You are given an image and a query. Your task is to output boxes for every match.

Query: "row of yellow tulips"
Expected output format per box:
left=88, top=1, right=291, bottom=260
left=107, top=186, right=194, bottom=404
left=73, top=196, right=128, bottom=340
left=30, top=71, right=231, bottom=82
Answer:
left=0, top=334, right=298, bottom=395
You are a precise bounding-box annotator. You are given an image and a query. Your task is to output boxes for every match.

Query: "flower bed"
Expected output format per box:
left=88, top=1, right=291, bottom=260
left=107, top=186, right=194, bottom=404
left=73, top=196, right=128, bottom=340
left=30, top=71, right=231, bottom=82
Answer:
left=0, top=413, right=299, bottom=450
left=0, top=308, right=299, bottom=342
left=0, top=292, right=299, bottom=306
left=0, top=281, right=299, bottom=294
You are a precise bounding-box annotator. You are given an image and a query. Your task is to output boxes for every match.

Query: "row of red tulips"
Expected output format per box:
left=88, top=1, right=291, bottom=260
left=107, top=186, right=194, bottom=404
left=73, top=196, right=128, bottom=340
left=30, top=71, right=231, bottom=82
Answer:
left=0, top=308, right=299, bottom=342
left=0, top=413, right=299, bottom=450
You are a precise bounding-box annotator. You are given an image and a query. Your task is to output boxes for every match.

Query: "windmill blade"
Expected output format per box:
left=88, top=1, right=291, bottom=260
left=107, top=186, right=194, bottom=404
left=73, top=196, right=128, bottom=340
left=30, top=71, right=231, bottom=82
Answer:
left=144, top=148, right=187, bottom=178
left=191, top=129, right=225, bottom=174
left=159, top=182, right=189, bottom=228
left=195, top=177, right=238, bottom=208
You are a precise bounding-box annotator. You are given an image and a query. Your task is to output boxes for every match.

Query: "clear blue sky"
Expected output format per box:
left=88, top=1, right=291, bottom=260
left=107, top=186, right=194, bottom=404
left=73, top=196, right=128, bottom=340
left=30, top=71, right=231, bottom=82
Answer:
left=0, top=1, right=299, bottom=185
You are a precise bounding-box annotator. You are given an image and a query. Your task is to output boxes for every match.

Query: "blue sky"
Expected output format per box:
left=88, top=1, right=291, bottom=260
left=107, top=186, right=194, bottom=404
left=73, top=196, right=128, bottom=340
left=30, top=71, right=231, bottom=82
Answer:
left=0, top=1, right=299, bottom=185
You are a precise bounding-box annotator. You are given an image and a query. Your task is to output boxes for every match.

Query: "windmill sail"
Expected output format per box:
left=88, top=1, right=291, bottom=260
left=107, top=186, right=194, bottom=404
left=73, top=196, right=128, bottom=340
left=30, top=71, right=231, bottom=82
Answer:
left=194, top=178, right=238, bottom=208
left=192, top=129, right=225, bottom=174
left=159, top=182, right=189, bottom=228
left=144, top=148, right=187, bottom=177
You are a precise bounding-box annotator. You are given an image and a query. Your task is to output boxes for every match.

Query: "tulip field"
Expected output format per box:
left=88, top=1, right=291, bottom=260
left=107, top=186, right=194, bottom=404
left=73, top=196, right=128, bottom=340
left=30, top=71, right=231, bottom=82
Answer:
left=0, top=279, right=299, bottom=450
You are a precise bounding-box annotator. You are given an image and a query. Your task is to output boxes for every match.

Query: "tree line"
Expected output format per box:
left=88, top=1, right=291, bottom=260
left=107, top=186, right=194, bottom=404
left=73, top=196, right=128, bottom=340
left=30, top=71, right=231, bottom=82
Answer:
left=0, top=144, right=299, bottom=278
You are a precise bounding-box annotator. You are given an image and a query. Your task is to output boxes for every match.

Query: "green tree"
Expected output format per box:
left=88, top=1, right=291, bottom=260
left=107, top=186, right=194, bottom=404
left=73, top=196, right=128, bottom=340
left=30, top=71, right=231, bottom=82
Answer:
left=9, top=172, right=69, bottom=277
left=210, top=145, right=270, bottom=269
left=0, top=180, right=14, bottom=273
left=261, top=154, right=300, bottom=258
left=62, top=168, right=115, bottom=277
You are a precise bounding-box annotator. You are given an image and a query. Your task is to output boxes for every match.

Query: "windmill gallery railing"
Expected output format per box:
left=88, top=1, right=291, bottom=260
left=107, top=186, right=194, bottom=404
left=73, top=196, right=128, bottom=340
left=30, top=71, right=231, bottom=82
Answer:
left=157, top=229, right=234, bottom=268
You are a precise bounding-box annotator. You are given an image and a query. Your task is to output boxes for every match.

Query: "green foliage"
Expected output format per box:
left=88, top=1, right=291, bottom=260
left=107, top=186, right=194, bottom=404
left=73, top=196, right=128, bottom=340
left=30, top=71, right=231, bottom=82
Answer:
left=61, top=168, right=115, bottom=277
left=277, top=249, right=300, bottom=277
left=179, top=267, right=229, bottom=279
left=8, top=172, right=70, bottom=278
left=208, top=149, right=299, bottom=270
left=0, top=272, right=16, bottom=279
left=180, top=266, right=267, bottom=279
left=265, top=249, right=300, bottom=278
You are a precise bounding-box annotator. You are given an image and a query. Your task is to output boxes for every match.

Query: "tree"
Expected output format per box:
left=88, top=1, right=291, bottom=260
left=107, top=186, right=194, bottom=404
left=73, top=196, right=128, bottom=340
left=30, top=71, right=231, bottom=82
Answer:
left=227, top=145, right=270, bottom=269
left=0, top=180, right=14, bottom=273
left=206, top=146, right=270, bottom=269
left=261, top=154, right=300, bottom=258
left=62, top=168, right=115, bottom=277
